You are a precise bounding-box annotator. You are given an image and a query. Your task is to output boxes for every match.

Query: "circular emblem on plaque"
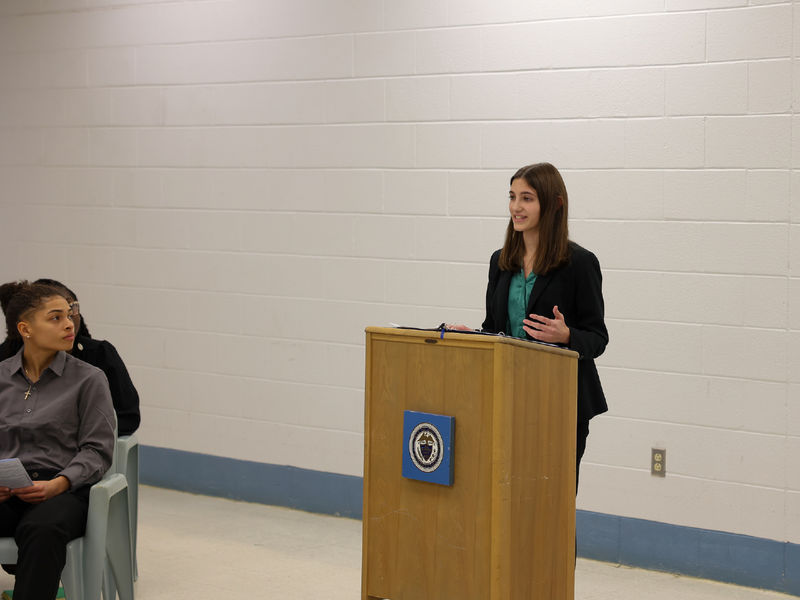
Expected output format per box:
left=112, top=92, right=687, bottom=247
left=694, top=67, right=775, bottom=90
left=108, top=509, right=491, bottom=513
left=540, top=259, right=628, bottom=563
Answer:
left=409, top=422, right=444, bottom=473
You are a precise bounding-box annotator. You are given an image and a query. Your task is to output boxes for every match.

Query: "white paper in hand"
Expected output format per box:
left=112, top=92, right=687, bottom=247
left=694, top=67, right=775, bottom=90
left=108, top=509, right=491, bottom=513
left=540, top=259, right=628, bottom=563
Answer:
left=0, top=458, right=34, bottom=489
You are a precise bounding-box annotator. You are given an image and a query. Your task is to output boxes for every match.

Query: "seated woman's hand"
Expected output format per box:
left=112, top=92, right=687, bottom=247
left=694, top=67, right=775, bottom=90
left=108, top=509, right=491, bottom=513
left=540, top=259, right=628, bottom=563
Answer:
left=12, top=476, right=70, bottom=504
left=0, top=486, right=10, bottom=503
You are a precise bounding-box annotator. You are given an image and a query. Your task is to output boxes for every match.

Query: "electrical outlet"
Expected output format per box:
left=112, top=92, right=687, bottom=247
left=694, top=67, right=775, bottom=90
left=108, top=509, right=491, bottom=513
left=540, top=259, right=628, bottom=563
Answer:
left=651, top=448, right=666, bottom=477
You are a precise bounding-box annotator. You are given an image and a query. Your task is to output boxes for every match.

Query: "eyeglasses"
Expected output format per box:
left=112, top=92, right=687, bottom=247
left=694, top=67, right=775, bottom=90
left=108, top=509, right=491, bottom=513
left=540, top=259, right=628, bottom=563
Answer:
left=69, top=301, right=80, bottom=317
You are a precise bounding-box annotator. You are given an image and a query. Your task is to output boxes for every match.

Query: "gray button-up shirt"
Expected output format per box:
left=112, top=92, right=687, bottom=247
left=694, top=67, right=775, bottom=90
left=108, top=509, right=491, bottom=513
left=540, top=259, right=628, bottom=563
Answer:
left=0, top=348, right=116, bottom=489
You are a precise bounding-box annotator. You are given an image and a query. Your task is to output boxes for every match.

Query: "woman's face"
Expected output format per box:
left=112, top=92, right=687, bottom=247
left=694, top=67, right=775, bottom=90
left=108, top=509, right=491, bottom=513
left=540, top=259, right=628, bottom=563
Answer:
left=509, top=178, right=541, bottom=234
left=19, top=296, right=76, bottom=353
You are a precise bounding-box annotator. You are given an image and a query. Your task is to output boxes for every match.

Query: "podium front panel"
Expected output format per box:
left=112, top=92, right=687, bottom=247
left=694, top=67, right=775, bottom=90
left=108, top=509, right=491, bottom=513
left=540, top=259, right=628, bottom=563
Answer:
left=363, top=333, right=494, bottom=599
left=362, top=328, right=577, bottom=600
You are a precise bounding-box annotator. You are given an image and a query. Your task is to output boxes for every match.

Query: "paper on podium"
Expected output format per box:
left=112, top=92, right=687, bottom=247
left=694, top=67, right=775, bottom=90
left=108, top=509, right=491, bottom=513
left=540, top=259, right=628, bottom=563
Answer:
left=0, top=458, right=33, bottom=489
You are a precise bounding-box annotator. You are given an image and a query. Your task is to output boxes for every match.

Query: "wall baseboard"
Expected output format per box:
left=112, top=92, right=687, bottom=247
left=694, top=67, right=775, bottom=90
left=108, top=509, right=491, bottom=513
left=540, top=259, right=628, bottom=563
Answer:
left=140, top=445, right=362, bottom=518
left=577, top=510, right=798, bottom=595
left=141, top=445, right=800, bottom=596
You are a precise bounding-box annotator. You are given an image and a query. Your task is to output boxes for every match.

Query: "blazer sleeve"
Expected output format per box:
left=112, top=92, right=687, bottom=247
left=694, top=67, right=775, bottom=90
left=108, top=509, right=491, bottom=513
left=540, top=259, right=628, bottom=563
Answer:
left=97, top=340, right=141, bottom=436
left=481, top=250, right=502, bottom=333
left=566, top=249, right=609, bottom=361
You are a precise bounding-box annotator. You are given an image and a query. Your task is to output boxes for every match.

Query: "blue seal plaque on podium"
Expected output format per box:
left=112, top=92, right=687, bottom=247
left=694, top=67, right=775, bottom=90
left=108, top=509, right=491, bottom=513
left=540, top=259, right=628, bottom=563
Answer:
left=402, top=410, right=455, bottom=486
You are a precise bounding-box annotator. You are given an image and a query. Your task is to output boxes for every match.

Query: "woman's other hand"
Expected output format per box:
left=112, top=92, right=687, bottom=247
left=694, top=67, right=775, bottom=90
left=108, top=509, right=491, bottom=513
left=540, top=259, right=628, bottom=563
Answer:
left=523, top=305, right=571, bottom=344
left=12, top=476, right=70, bottom=504
left=444, top=323, right=473, bottom=331
left=0, top=486, right=10, bottom=503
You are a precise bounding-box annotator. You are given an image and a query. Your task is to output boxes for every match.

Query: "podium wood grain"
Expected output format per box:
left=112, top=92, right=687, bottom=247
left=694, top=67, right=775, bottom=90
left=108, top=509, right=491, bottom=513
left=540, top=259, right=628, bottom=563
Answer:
left=362, top=328, right=578, bottom=600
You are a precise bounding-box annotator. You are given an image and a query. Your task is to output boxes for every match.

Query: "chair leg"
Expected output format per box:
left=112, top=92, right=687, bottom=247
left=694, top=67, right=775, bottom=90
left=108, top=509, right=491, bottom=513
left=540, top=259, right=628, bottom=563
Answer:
left=103, top=556, right=117, bottom=600
left=61, top=539, right=85, bottom=600
left=106, top=493, right=134, bottom=600
left=129, top=447, right=139, bottom=582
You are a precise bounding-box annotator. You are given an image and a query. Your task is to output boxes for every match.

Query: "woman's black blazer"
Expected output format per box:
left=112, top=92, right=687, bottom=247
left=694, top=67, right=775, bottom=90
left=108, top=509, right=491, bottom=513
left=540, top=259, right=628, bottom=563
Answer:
left=481, top=241, right=609, bottom=424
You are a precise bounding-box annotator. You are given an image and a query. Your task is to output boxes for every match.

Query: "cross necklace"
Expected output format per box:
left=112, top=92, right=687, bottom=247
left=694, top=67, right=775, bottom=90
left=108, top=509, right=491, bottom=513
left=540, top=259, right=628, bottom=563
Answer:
left=23, top=366, right=33, bottom=401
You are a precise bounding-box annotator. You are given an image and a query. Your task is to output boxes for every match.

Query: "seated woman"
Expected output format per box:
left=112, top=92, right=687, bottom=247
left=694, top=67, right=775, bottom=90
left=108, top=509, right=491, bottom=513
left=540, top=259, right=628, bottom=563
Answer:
left=0, top=278, right=140, bottom=436
left=0, top=280, right=116, bottom=600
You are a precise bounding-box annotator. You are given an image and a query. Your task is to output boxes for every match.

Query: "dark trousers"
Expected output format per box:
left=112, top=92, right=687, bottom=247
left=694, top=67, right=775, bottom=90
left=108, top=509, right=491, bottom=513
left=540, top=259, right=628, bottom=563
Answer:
left=0, top=487, right=89, bottom=600
left=575, top=420, right=590, bottom=562
left=576, top=419, right=590, bottom=493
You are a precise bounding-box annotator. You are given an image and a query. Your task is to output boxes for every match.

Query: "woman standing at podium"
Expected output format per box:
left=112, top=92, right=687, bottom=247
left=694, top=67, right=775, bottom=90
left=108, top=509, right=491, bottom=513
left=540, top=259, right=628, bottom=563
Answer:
left=479, top=162, right=608, bottom=489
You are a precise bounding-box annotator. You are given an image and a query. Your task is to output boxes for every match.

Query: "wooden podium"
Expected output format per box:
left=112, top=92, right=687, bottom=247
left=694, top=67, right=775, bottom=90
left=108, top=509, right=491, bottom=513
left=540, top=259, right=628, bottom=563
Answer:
left=362, top=327, right=579, bottom=600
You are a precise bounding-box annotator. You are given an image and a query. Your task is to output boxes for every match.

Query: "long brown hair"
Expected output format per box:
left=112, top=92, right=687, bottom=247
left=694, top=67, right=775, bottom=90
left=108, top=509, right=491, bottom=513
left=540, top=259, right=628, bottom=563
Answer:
left=498, top=162, right=570, bottom=275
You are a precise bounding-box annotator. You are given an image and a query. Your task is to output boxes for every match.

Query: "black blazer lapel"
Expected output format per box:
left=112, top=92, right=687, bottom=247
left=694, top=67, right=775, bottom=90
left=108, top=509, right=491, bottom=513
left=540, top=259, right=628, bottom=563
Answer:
left=493, top=269, right=513, bottom=332
left=526, top=272, right=554, bottom=315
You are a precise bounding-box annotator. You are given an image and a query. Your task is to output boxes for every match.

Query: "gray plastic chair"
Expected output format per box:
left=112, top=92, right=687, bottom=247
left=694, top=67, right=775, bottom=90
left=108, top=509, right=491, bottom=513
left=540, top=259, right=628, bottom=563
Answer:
left=104, top=433, right=140, bottom=598
left=114, top=434, right=139, bottom=581
left=0, top=473, right=134, bottom=600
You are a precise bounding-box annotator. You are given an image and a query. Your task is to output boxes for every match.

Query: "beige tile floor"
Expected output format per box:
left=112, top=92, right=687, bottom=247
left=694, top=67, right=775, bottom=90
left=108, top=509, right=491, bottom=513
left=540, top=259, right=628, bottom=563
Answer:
left=1, top=485, right=796, bottom=599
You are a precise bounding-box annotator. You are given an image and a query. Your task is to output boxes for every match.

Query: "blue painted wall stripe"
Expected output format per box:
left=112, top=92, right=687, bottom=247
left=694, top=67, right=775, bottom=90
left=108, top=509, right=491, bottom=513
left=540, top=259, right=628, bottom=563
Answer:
left=579, top=510, right=791, bottom=593
left=140, top=445, right=363, bottom=518
left=141, top=445, right=800, bottom=596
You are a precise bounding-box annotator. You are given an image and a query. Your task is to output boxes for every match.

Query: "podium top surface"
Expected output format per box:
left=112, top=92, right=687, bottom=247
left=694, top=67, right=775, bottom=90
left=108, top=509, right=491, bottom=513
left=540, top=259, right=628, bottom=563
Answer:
left=365, top=326, right=578, bottom=359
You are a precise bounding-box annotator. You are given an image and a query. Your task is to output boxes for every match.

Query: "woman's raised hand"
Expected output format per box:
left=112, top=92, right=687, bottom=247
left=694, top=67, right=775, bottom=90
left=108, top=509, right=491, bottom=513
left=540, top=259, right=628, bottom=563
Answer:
left=523, top=305, right=571, bottom=344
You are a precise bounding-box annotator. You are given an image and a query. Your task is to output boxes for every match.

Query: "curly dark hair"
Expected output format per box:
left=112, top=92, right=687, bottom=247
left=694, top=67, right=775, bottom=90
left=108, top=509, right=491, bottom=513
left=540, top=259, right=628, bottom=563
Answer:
left=0, top=280, right=67, bottom=343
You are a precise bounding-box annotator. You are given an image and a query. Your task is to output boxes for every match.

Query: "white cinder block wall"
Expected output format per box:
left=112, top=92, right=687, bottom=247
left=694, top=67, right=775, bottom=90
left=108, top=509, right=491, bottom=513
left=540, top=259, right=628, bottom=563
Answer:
left=0, top=0, right=797, bottom=544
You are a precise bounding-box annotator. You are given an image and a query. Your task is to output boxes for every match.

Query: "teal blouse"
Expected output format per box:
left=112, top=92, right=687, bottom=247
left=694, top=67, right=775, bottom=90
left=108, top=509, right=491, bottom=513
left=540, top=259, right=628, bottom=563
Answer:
left=506, top=269, right=537, bottom=339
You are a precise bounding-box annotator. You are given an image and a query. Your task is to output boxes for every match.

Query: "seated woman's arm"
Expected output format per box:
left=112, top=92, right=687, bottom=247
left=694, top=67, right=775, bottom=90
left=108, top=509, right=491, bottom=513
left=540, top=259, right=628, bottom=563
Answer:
left=57, top=369, right=117, bottom=490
